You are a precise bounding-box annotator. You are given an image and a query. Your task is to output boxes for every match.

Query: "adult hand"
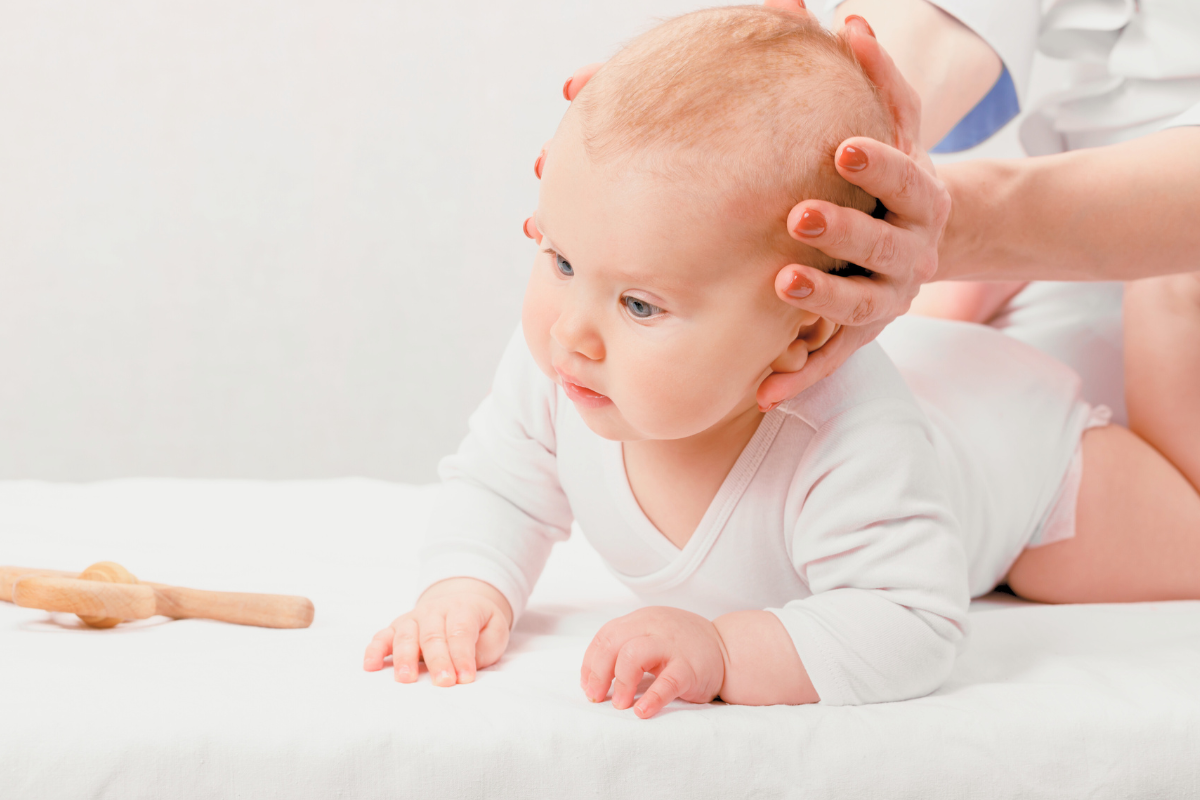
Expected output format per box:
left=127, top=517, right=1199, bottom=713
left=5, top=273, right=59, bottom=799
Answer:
left=757, top=15, right=951, bottom=409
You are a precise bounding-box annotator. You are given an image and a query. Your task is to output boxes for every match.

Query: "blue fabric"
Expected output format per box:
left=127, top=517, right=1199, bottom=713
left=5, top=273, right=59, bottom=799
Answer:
left=930, top=65, right=1020, bottom=153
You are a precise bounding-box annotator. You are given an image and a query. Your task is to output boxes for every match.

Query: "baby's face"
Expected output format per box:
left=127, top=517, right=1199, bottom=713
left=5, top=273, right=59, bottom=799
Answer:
left=522, top=116, right=809, bottom=442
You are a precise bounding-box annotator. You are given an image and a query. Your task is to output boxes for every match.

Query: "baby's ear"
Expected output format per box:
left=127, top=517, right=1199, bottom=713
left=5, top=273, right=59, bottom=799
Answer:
left=769, top=316, right=839, bottom=375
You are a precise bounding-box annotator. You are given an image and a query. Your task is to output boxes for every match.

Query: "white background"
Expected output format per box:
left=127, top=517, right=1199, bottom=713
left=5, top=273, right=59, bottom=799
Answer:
left=0, top=1, right=1030, bottom=483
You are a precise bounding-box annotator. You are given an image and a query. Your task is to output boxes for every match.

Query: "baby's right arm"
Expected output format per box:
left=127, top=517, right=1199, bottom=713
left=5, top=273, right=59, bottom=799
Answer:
left=365, top=329, right=573, bottom=684
left=362, top=577, right=513, bottom=686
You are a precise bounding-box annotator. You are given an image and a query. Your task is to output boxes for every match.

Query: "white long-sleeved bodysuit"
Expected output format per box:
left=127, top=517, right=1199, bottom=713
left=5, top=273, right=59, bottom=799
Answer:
left=420, top=316, right=1096, bottom=706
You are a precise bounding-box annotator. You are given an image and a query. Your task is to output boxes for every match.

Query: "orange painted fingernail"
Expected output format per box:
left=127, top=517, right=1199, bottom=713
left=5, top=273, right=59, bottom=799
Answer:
left=534, top=152, right=545, bottom=179
left=845, top=14, right=875, bottom=38
left=795, top=209, right=826, bottom=238
left=838, top=145, right=869, bottom=172
left=523, top=217, right=535, bottom=239
left=786, top=273, right=814, bottom=298
left=562, top=77, right=573, bottom=101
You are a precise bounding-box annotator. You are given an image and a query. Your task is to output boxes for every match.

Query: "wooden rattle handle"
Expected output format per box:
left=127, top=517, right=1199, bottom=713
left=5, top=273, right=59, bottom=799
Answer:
left=11, top=576, right=156, bottom=621
left=0, top=567, right=78, bottom=603
left=148, top=585, right=314, bottom=629
left=2, top=562, right=314, bottom=629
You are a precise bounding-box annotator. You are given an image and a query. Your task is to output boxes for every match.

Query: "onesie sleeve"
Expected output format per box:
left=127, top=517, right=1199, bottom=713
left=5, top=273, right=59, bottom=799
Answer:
left=768, top=399, right=971, bottom=706
left=418, top=327, right=574, bottom=622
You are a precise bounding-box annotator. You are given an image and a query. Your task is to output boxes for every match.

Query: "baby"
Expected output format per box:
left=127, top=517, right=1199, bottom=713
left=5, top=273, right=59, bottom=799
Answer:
left=364, top=6, right=1200, bottom=714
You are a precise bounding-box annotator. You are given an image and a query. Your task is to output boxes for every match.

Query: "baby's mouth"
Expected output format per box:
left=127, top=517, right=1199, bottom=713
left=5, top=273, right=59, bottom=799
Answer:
left=555, top=370, right=613, bottom=409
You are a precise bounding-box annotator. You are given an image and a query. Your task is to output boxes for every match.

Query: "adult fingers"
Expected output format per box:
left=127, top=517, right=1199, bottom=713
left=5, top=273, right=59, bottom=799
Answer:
left=564, top=62, right=603, bottom=101
left=363, top=624, right=395, bottom=671
left=418, top=614, right=457, bottom=687
left=445, top=606, right=483, bottom=684
left=391, top=616, right=421, bottom=683
left=534, top=138, right=551, bottom=179
left=523, top=215, right=543, bottom=244
left=763, top=0, right=808, bottom=14
left=832, top=138, right=949, bottom=229
left=610, top=637, right=663, bottom=711
left=775, top=261, right=903, bottom=326
left=786, top=199, right=915, bottom=279
left=840, top=16, right=921, bottom=152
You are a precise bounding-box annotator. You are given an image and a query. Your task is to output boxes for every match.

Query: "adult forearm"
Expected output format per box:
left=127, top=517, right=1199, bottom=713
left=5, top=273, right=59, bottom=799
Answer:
left=938, top=127, right=1200, bottom=281
left=713, top=610, right=819, bottom=705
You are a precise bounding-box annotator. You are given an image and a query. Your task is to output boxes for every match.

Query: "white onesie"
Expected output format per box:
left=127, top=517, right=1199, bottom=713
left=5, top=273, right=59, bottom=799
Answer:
left=419, top=315, right=1097, bottom=706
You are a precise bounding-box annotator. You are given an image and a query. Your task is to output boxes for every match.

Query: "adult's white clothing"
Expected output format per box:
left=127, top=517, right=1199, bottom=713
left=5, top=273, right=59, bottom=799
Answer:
left=419, top=319, right=1095, bottom=706
left=826, top=0, right=1200, bottom=153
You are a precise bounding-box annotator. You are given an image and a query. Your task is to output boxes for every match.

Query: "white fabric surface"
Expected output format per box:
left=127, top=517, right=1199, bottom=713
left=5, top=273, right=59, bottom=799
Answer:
left=4, top=479, right=1200, bottom=798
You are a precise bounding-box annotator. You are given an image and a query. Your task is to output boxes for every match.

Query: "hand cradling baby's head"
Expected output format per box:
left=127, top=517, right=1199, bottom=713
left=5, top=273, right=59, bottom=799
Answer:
left=523, top=6, right=895, bottom=442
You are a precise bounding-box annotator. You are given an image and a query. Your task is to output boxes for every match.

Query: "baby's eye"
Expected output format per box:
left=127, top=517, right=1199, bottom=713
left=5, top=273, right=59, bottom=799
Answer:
left=555, top=253, right=574, bottom=277
left=622, top=296, right=662, bottom=319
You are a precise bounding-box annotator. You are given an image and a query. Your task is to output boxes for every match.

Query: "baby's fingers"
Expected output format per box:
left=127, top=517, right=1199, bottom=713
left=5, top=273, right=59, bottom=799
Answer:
left=610, top=636, right=664, bottom=712
left=363, top=625, right=396, bottom=672
left=419, top=617, right=457, bottom=688
left=391, top=617, right=421, bottom=683
left=445, top=606, right=483, bottom=684
left=634, top=665, right=690, bottom=719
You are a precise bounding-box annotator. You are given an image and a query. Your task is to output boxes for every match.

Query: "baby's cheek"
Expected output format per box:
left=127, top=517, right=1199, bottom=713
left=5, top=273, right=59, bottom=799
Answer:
left=521, top=273, right=559, bottom=381
left=620, top=354, right=729, bottom=439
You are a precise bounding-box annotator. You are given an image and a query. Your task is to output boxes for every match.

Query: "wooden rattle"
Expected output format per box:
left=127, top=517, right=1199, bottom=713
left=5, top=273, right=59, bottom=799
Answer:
left=0, top=562, right=314, bottom=629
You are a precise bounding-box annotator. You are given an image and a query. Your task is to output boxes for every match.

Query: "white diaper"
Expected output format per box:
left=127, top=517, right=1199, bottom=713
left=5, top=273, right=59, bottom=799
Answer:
left=1026, top=404, right=1113, bottom=548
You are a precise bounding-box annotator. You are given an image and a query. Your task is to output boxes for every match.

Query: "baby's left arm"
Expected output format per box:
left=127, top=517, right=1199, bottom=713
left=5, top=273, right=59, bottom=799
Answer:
left=581, top=399, right=971, bottom=715
left=580, top=606, right=817, bottom=718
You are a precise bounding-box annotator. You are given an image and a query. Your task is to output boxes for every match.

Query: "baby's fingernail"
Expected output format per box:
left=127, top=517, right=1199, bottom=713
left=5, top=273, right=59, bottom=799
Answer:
left=838, top=145, right=869, bottom=172
left=634, top=703, right=647, bottom=716
left=786, top=274, right=814, bottom=298
left=437, top=670, right=454, bottom=685
left=397, top=665, right=410, bottom=677
left=795, top=209, right=826, bottom=238
left=562, top=77, right=573, bottom=101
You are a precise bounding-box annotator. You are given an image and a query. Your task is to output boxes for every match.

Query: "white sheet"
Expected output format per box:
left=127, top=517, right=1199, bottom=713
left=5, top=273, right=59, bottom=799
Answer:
left=3, top=479, right=1199, bottom=798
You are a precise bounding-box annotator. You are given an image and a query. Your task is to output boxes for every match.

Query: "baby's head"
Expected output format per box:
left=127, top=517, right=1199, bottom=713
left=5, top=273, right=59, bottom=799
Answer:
left=523, top=6, right=894, bottom=441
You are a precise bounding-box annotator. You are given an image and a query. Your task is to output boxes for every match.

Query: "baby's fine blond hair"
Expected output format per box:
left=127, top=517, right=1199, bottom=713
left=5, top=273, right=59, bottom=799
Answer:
left=574, top=6, right=894, bottom=271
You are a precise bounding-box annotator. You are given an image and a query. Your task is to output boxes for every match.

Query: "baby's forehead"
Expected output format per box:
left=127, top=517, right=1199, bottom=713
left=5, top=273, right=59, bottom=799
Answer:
left=540, top=128, right=795, bottom=291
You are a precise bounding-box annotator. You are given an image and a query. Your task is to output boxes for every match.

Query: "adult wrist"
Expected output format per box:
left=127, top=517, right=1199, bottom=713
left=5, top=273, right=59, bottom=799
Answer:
left=936, top=158, right=1023, bottom=281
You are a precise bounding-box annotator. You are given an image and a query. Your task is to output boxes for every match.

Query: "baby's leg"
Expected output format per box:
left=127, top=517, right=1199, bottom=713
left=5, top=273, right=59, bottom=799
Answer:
left=1124, top=272, right=1200, bottom=494
left=1007, top=424, right=1200, bottom=603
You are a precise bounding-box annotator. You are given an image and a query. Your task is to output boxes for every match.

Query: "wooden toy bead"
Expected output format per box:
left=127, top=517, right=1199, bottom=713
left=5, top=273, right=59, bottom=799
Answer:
left=77, top=561, right=140, bottom=628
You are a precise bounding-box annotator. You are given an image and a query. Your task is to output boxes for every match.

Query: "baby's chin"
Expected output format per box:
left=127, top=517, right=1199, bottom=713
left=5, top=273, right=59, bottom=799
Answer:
left=570, top=400, right=646, bottom=442
left=569, top=398, right=713, bottom=443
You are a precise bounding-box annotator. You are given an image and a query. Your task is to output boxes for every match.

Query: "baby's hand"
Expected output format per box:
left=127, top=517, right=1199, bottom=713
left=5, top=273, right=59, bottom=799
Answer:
left=363, top=578, right=512, bottom=687
left=580, top=607, right=727, bottom=719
